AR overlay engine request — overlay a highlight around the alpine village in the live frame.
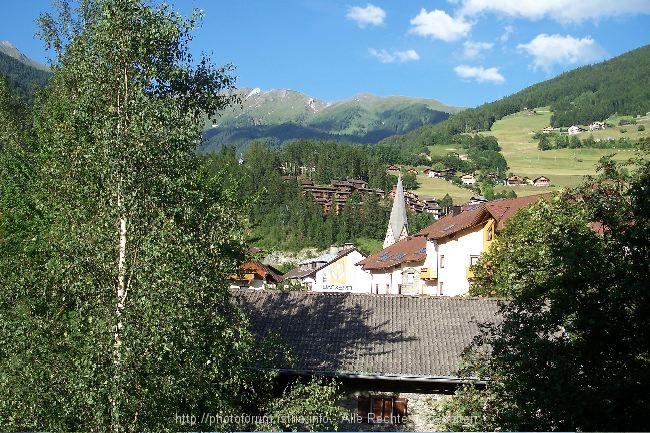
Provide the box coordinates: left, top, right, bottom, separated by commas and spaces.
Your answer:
1, 1, 649, 432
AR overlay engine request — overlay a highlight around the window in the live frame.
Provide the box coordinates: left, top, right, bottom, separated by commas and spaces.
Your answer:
374, 283, 379, 294
385, 284, 390, 294
439, 281, 444, 296
487, 226, 494, 241
440, 255, 445, 268
357, 395, 407, 424
470, 255, 480, 266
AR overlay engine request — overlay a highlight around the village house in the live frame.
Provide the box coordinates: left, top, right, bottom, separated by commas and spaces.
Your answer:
461, 174, 476, 185
232, 289, 502, 431
506, 175, 526, 186
542, 126, 555, 133
568, 125, 587, 135
282, 246, 371, 293
357, 235, 428, 295
230, 260, 283, 290
589, 121, 608, 131
533, 176, 551, 187
386, 164, 401, 176
424, 168, 456, 178
359, 195, 546, 296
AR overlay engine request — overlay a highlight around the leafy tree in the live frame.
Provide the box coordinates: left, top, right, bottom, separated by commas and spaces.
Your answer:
439, 193, 453, 214
257, 377, 347, 431
0, 1, 279, 431
446, 155, 650, 431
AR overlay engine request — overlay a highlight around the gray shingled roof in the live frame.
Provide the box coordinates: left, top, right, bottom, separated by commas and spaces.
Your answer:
232, 290, 502, 380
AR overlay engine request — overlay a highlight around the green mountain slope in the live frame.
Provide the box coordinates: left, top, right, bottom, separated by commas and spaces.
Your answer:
390, 44, 650, 146
202, 88, 461, 151
0, 42, 51, 102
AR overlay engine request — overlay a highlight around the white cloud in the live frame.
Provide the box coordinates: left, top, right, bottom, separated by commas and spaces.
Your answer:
369, 48, 420, 63
454, 65, 505, 83
458, 0, 650, 23
346, 3, 386, 28
517, 34, 605, 71
409, 9, 472, 42
462, 41, 494, 59
500, 25, 514, 42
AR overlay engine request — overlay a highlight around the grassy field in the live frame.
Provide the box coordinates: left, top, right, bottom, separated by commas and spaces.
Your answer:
412, 108, 648, 202
483, 107, 648, 188
413, 175, 475, 203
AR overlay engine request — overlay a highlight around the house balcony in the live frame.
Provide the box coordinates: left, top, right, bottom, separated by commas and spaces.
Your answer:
420, 267, 437, 280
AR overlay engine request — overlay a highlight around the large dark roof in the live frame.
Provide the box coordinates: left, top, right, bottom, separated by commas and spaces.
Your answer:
232, 290, 502, 380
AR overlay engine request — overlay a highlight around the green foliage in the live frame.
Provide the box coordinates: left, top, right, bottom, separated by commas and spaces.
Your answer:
449, 155, 650, 430
0, 1, 281, 431
537, 132, 642, 151
257, 377, 347, 431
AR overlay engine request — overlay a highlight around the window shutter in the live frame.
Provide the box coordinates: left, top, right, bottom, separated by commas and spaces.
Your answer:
393, 398, 408, 423
357, 396, 370, 422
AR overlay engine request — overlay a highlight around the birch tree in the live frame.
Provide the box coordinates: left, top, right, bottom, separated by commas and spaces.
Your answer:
0, 1, 277, 431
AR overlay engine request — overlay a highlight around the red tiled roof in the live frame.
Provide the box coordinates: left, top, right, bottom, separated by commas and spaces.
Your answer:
416, 194, 548, 239
415, 205, 489, 240
357, 235, 426, 271
484, 194, 547, 231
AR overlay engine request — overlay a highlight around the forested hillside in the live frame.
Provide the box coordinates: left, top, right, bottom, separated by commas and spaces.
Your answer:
384, 44, 650, 148
0, 48, 50, 102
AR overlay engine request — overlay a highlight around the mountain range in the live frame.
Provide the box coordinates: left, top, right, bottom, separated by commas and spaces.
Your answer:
4, 40, 650, 154
200, 88, 463, 151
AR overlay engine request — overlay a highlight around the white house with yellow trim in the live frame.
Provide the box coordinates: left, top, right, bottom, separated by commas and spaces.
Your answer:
359, 195, 545, 296
283, 247, 371, 293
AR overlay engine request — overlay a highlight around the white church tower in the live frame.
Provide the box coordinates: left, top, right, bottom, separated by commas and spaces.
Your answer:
383, 173, 409, 248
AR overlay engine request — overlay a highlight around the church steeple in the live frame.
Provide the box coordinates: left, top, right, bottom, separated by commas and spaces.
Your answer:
383, 173, 409, 248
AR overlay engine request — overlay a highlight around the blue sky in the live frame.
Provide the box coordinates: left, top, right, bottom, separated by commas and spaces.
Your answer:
2, 0, 650, 107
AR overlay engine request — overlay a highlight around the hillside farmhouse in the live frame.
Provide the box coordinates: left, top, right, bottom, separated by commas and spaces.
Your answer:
506, 175, 526, 186
232, 289, 502, 431
533, 176, 551, 187
568, 125, 587, 135
461, 174, 477, 185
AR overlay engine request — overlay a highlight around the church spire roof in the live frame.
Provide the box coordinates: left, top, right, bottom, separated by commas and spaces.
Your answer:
384, 173, 409, 248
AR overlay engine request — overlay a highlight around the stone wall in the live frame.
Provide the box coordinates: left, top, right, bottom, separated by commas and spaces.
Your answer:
338, 390, 455, 432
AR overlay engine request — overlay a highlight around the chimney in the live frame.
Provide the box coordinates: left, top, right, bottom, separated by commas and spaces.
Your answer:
452, 205, 462, 216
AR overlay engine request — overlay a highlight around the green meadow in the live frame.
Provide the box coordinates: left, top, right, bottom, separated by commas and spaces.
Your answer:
483, 107, 648, 189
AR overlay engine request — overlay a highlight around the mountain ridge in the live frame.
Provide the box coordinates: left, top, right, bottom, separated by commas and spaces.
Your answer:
203, 87, 462, 150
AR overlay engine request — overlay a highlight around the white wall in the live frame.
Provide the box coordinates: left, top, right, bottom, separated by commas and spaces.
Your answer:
313, 250, 372, 293
436, 227, 484, 296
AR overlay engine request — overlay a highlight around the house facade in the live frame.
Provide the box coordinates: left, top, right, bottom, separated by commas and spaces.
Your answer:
282, 247, 371, 293
357, 235, 429, 295
360, 195, 546, 296
230, 260, 283, 290
461, 174, 476, 185
533, 176, 551, 187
